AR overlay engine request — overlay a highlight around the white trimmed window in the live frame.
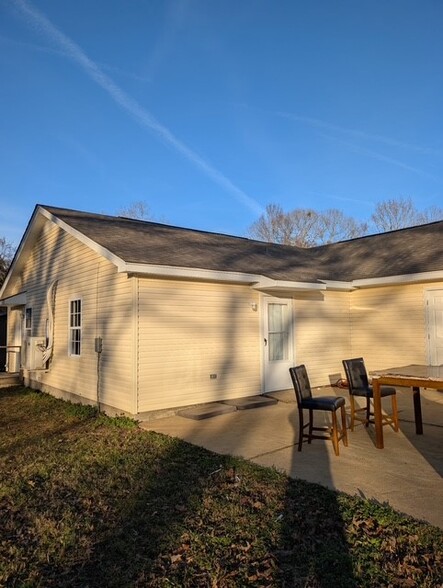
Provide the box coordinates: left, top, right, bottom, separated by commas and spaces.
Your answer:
69, 299, 82, 356
25, 308, 32, 334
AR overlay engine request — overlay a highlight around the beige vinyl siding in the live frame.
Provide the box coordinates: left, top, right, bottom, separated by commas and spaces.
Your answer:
138, 279, 261, 412
292, 290, 352, 387
15, 221, 134, 412
349, 283, 439, 371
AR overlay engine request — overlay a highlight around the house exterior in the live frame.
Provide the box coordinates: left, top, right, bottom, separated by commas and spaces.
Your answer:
1, 204, 442, 417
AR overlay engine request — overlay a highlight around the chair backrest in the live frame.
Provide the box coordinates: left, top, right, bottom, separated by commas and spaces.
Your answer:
342, 358, 370, 394
289, 365, 312, 406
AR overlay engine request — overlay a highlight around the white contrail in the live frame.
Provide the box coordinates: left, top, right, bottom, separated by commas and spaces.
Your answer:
10, 0, 264, 216
317, 133, 438, 180
276, 112, 443, 158
0, 34, 151, 81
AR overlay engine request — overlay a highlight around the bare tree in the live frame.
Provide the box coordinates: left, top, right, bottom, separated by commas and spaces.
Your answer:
315, 209, 368, 244
286, 208, 323, 247
0, 237, 15, 287
249, 204, 367, 247
421, 205, 443, 224
249, 204, 319, 247
117, 200, 154, 221
371, 197, 443, 232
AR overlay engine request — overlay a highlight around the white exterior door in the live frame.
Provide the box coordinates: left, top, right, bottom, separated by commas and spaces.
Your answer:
263, 297, 294, 392
426, 289, 443, 365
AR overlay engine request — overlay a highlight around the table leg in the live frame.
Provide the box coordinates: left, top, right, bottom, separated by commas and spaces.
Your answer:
412, 386, 423, 435
372, 379, 384, 449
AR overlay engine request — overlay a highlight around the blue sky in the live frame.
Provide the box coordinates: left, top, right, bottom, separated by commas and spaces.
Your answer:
1, 0, 442, 246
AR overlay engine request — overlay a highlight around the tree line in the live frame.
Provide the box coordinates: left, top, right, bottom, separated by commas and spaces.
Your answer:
248, 197, 443, 247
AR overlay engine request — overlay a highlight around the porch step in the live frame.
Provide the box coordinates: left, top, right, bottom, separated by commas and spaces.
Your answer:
221, 395, 278, 410
0, 373, 22, 388
177, 395, 278, 420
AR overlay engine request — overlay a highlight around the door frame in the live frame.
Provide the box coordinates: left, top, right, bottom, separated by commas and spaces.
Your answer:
260, 294, 295, 393
425, 288, 443, 365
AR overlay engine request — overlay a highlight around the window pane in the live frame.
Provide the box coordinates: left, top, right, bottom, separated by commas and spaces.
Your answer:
268, 303, 288, 361
25, 308, 32, 330
70, 328, 81, 356
269, 332, 287, 361
268, 304, 284, 332
69, 299, 82, 356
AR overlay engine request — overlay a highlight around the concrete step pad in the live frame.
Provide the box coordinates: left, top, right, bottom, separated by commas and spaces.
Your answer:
178, 402, 237, 420
0, 374, 21, 389
221, 395, 278, 410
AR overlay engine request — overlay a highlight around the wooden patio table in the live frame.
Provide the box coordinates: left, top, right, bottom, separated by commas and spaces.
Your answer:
371, 364, 443, 449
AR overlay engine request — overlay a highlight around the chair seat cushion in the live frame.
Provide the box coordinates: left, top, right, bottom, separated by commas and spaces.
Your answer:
301, 396, 346, 411
373, 385, 397, 397
351, 385, 396, 398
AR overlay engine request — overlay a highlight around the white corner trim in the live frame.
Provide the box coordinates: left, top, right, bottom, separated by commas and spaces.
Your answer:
38, 207, 127, 271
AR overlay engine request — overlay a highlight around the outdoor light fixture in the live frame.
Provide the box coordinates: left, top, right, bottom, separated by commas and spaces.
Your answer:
251, 302, 258, 311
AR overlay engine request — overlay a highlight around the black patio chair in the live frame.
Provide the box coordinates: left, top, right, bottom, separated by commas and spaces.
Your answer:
289, 365, 348, 456
342, 357, 399, 432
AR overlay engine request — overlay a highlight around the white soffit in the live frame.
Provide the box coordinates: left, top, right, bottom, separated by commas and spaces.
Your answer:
123, 262, 326, 291
123, 262, 259, 284
252, 280, 326, 293
319, 280, 354, 291
0, 291, 27, 306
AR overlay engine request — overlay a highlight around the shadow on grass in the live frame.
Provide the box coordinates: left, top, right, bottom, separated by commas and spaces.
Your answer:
0, 389, 356, 587
271, 396, 356, 587
1, 389, 442, 587
276, 480, 355, 587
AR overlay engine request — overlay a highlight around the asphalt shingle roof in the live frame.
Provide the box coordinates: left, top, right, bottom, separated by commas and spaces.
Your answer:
44, 205, 443, 283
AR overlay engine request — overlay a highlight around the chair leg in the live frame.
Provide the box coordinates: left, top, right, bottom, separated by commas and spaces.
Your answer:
341, 405, 348, 447
391, 394, 399, 432
331, 410, 339, 456
297, 408, 304, 451
349, 395, 355, 431
308, 409, 313, 444
365, 397, 371, 427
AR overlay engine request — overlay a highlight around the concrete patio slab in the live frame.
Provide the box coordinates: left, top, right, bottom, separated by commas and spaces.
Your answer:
263, 389, 295, 403
140, 386, 443, 529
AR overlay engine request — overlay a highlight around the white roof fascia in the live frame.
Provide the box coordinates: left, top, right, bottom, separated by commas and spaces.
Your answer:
0, 207, 43, 298
123, 262, 326, 291
0, 206, 127, 299
0, 291, 27, 307
352, 270, 443, 288
38, 207, 127, 271
320, 280, 355, 291
123, 262, 263, 284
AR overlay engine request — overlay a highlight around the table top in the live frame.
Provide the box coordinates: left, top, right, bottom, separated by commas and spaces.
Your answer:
372, 364, 443, 382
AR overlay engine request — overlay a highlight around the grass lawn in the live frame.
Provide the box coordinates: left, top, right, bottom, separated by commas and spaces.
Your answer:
0, 387, 442, 587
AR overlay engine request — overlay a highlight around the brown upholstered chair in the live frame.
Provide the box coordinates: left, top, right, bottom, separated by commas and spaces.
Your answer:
342, 358, 399, 432
289, 365, 348, 456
